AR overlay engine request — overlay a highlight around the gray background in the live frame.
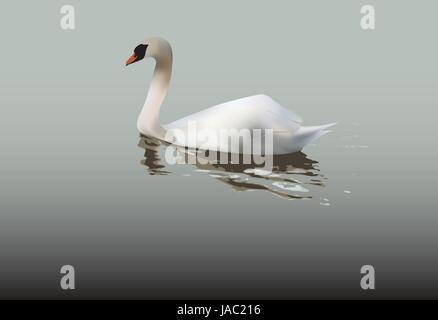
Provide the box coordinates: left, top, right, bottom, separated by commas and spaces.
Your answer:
0, 0, 437, 298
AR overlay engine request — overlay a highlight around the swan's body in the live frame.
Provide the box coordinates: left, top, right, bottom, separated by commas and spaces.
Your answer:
127, 38, 335, 155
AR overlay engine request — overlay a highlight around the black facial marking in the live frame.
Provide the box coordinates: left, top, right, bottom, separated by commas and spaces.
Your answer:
134, 44, 148, 61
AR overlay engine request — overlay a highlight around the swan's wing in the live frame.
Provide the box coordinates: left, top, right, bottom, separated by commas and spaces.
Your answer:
165, 94, 302, 133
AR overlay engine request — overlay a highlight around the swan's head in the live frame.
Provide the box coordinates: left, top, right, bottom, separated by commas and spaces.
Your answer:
125, 43, 149, 66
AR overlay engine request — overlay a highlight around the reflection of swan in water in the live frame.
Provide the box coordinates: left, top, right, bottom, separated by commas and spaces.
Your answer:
138, 136, 327, 200
139, 137, 170, 176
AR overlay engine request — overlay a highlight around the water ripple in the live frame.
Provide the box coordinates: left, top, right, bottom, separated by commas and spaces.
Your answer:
138, 136, 329, 201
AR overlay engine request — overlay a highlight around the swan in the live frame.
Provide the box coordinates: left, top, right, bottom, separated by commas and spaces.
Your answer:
126, 37, 335, 155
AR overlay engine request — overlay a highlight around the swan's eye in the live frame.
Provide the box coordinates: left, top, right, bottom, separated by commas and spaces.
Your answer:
134, 44, 148, 60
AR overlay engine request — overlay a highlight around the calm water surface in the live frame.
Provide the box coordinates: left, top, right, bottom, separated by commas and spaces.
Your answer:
1, 0, 438, 299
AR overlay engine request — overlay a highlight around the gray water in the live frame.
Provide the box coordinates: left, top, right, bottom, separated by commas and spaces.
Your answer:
0, 0, 438, 299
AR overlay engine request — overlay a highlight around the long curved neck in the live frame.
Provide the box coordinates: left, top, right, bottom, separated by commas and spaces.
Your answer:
137, 39, 172, 139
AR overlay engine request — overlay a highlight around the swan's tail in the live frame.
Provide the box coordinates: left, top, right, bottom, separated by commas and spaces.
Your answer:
294, 122, 337, 150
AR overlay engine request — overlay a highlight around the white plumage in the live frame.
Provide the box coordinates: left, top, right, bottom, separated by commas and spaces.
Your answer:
127, 38, 335, 155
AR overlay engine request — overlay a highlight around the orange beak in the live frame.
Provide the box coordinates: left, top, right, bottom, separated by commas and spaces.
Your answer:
125, 53, 138, 66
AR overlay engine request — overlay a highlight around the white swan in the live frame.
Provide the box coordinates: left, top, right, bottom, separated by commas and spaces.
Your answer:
126, 37, 335, 155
